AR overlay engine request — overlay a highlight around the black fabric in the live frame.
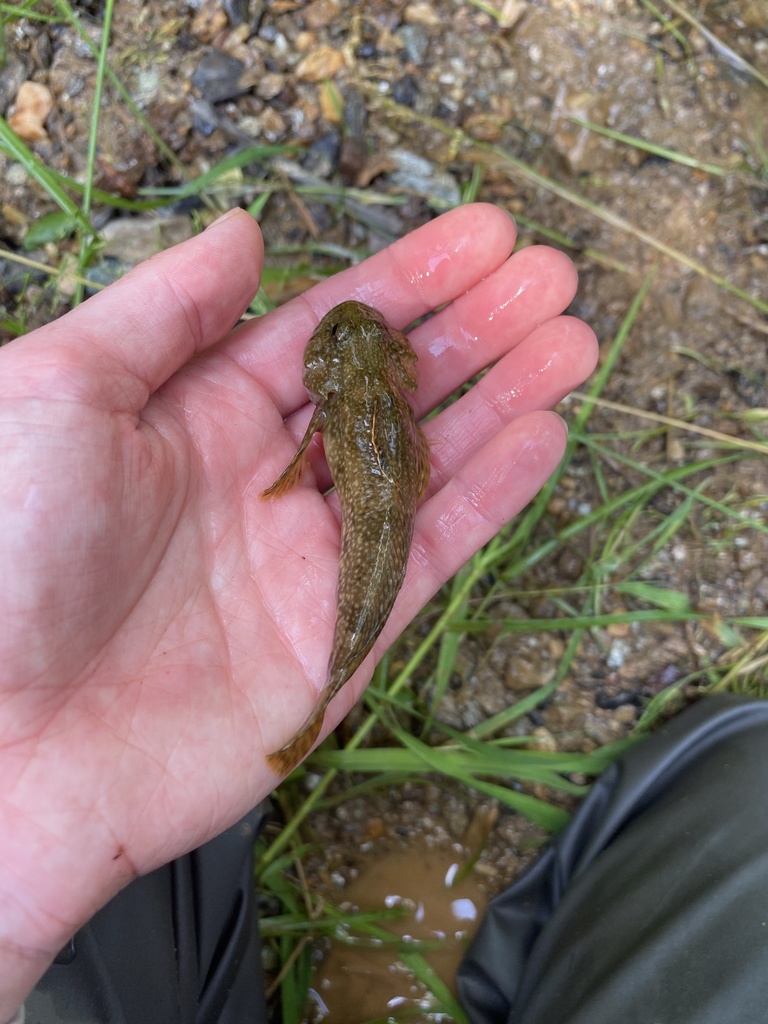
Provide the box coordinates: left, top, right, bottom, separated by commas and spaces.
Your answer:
457, 696, 768, 1024
26, 800, 270, 1024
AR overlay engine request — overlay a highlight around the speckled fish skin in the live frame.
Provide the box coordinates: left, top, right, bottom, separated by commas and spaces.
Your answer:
261, 300, 430, 776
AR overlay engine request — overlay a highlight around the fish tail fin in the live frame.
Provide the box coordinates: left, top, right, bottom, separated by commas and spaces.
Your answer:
266, 711, 325, 777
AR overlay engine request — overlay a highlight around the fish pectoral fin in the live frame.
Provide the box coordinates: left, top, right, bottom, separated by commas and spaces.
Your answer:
260, 453, 306, 499
261, 404, 328, 499
266, 710, 325, 777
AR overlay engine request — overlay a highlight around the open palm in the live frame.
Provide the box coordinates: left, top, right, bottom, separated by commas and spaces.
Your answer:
0, 206, 596, 992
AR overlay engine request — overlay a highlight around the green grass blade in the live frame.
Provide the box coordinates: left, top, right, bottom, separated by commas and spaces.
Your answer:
569, 117, 748, 177
398, 950, 470, 1024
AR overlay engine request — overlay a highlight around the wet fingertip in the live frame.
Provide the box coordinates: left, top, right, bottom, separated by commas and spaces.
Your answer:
503, 207, 517, 234
204, 207, 249, 232
553, 412, 570, 437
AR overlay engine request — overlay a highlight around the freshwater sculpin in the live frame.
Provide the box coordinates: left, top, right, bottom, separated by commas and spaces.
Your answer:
261, 300, 430, 776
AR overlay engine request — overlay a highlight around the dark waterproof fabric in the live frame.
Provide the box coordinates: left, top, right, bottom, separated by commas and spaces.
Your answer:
26, 800, 270, 1024
457, 696, 768, 1024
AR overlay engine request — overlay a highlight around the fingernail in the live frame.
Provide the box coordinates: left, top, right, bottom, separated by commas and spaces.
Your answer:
553, 412, 569, 435
205, 208, 244, 232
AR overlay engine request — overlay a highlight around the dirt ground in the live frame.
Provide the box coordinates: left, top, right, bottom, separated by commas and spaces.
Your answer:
2, 0, 767, 1019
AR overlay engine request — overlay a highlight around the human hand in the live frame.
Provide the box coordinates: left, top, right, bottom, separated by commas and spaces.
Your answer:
0, 204, 596, 1012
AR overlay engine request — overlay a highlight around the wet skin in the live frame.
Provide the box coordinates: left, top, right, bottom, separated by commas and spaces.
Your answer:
261, 300, 430, 775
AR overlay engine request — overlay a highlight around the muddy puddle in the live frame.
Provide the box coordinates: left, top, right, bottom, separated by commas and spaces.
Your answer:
307, 844, 486, 1023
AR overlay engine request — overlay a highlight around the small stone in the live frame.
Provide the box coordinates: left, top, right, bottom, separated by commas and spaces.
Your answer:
223, 0, 260, 25
99, 215, 195, 266
606, 638, 628, 669
366, 817, 385, 840
303, 0, 340, 30
404, 2, 441, 27
303, 131, 340, 177
295, 30, 316, 52
259, 105, 286, 139
295, 45, 346, 82
191, 49, 249, 103
6, 163, 28, 187
133, 68, 162, 109
256, 72, 285, 100
338, 135, 369, 182
391, 73, 420, 107
386, 148, 461, 206
529, 727, 557, 752
0, 50, 29, 112
189, 97, 218, 136
8, 81, 53, 142
234, 114, 260, 137
397, 23, 429, 64
191, 0, 228, 42
614, 705, 637, 725
220, 23, 256, 64
462, 111, 504, 142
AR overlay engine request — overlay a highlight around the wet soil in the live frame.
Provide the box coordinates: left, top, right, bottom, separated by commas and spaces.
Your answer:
2, 0, 767, 1020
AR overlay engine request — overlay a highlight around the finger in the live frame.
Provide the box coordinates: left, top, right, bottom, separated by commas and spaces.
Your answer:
224, 203, 518, 414
414, 410, 567, 596
425, 315, 597, 490
409, 244, 578, 414
4, 210, 263, 412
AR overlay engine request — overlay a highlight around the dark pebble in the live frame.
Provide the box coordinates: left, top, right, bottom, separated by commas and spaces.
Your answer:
191, 48, 248, 103
355, 43, 378, 59
189, 97, 220, 136
595, 689, 640, 710
338, 135, 368, 183
303, 131, 341, 178
392, 73, 420, 108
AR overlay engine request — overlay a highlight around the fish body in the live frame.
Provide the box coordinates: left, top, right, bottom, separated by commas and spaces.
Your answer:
261, 300, 430, 775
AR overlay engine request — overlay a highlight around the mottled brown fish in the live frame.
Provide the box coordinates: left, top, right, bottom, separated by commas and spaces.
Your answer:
261, 300, 430, 776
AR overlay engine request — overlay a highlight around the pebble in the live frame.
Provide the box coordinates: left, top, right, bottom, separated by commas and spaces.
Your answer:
295, 45, 346, 82
8, 81, 53, 142
191, 48, 250, 103
303, 0, 341, 30
0, 50, 29, 114
404, 1, 441, 27
256, 72, 285, 100
99, 215, 196, 266
258, 105, 287, 140
6, 162, 28, 186
397, 23, 430, 65
190, 0, 228, 43
391, 73, 420, 108
386, 148, 461, 206
303, 131, 341, 177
